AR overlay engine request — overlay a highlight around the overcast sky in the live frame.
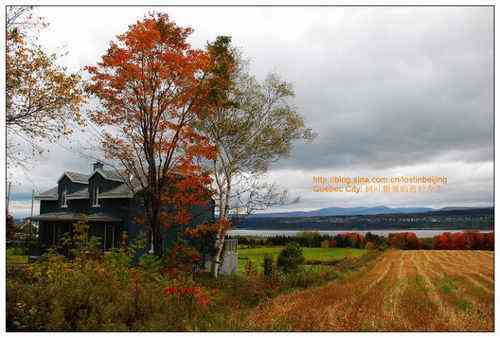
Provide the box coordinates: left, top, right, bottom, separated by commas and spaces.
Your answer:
8, 6, 494, 217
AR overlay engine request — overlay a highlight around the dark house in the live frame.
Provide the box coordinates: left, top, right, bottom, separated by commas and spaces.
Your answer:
32, 162, 215, 253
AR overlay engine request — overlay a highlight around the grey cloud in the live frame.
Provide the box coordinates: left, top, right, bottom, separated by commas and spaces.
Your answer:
266, 7, 493, 171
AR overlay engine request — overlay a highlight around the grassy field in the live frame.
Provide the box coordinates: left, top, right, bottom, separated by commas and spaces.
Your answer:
238, 246, 366, 272
245, 250, 494, 331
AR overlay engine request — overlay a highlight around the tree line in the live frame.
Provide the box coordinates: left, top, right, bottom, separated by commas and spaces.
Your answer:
236, 230, 494, 251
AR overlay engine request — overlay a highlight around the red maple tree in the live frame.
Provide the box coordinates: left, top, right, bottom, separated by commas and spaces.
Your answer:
85, 13, 235, 256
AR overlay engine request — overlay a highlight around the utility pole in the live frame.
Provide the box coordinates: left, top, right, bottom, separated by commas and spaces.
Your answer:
6, 181, 11, 215
30, 189, 34, 218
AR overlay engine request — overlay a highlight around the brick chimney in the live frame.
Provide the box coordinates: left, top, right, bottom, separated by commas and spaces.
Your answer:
93, 161, 104, 172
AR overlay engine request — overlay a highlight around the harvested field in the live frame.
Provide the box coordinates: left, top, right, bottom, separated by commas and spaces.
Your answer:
246, 250, 494, 331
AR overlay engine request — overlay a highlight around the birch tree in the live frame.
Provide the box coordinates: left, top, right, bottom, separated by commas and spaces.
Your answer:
199, 62, 315, 277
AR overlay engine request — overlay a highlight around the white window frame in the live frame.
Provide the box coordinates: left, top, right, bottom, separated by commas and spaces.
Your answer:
61, 188, 68, 208
92, 186, 100, 207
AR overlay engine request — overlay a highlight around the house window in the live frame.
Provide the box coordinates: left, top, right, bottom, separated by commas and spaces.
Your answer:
61, 188, 68, 208
92, 186, 100, 207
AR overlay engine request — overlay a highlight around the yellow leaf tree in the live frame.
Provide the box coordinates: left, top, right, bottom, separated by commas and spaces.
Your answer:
6, 6, 85, 167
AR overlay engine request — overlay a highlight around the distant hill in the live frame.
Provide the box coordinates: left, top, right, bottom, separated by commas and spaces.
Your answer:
234, 207, 494, 231
249, 206, 435, 218
437, 206, 481, 211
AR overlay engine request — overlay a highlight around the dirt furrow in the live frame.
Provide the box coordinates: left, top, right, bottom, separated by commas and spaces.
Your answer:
437, 251, 493, 275
246, 250, 493, 331
409, 251, 494, 331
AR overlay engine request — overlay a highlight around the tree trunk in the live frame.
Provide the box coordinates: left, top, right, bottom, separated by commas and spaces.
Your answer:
153, 225, 163, 256
212, 231, 225, 278
150, 199, 163, 256
144, 187, 163, 257
212, 180, 231, 278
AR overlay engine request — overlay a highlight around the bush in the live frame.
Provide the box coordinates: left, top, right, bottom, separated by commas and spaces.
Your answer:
295, 231, 322, 247
333, 233, 366, 248
138, 254, 163, 273
244, 259, 257, 277
6, 224, 216, 332
365, 241, 376, 250
280, 268, 337, 289
365, 232, 387, 249
7, 247, 25, 256
388, 232, 422, 250
6, 250, 216, 331
277, 243, 305, 273
262, 254, 274, 279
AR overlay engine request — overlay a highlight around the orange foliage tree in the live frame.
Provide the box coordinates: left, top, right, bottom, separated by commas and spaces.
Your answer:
388, 232, 422, 250
433, 231, 493, 250
85, 13, 235, 256
6, 6, 84, 166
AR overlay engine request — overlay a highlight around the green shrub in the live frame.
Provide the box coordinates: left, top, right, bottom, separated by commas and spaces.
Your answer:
7, 247, 25, 257
365, 241, 376, 250
277, 242, 305, 273
262, 254, 274, 279
295, 230, 322, 247
138, 254, 163, 273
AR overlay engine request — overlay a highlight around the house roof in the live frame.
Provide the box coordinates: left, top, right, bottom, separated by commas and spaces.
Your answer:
37, 167, 132, 201
99, 184, 133, 198
58, 171, 91, 184
91, 169, 125, 183
37, 168, 203, 202
30, 211, 122, 222
36, 183, 134, 201
66, 187, 89, 200
34, 186, 58, 200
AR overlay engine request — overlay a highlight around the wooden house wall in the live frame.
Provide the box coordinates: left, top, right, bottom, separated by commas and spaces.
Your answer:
128, 193, 215, 252
58, 176, 87, 206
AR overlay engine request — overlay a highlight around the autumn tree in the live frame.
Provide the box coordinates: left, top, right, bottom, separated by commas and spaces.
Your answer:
388, 232, 421, 250
197, 56, 315, 277
6, 6, 84, 167
433, 231, 493, 250
85, 13, 235, 256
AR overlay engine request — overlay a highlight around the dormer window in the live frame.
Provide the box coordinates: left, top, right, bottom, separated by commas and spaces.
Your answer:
61, 188, 68, 208
92, 186, 100, 207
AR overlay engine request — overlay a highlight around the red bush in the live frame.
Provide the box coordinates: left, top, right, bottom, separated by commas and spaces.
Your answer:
163, 285, 212, 307
433, 231, 493, 250
334, 233, 365, 248
388, 232, 422, 250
